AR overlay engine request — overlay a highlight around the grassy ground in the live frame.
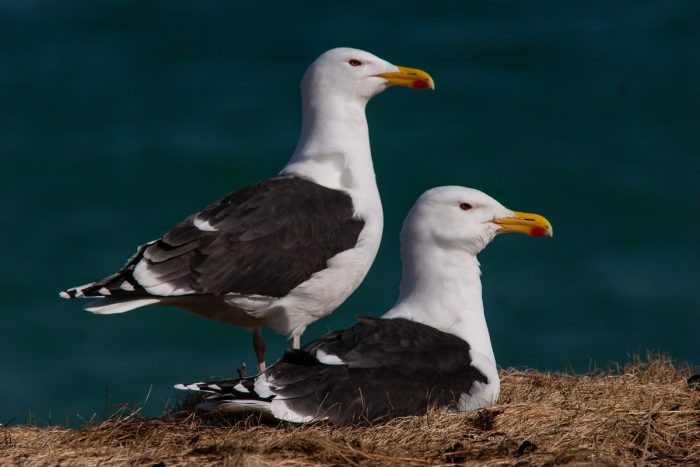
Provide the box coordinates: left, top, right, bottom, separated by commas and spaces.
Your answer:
3, 355, 699, 466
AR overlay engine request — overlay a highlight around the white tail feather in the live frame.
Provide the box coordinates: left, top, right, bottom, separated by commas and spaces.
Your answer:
197, 399, 272, 413
84, 297, 160, 314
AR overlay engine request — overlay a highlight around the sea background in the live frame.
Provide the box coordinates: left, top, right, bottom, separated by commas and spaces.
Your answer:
1, 0, 698, 426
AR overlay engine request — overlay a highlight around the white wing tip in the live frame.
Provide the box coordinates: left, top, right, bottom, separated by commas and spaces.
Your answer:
233, 382, 250, 393
316, 349, 346, 365
60, 282, 95, 299
174, 382, 204, 391
193, 215, 219, 232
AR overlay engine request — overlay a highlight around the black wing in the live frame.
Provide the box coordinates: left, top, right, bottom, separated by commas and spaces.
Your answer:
186, 317, 489, 425
268, 316, 488, 425
72, 176, 365, 298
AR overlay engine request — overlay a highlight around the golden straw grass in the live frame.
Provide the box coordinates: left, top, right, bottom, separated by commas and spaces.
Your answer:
3, 354, 698, 466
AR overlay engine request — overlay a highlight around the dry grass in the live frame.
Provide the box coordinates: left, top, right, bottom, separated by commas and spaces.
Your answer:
3, 354, 699, 466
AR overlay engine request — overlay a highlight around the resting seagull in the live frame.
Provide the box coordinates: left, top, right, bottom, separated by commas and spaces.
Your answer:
59, 48, 434, 372
176, 186, 553, 425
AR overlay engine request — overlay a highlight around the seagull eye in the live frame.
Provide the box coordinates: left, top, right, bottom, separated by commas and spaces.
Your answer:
348, 59, 362, 67
459, 203, 473, 211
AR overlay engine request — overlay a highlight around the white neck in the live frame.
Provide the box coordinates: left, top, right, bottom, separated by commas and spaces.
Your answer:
383, 245, 497, 377
280, 91, 379, 204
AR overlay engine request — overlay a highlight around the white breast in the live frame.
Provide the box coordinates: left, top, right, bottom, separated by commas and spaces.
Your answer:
458, 350, 500, 411
258, 203, 383, 338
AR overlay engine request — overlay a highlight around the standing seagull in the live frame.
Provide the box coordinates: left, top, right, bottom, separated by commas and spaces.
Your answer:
59, 48, 434, 372
176, 186, 553, 425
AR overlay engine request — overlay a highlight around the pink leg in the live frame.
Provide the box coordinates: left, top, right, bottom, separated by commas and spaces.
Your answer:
253, 328, 266, 373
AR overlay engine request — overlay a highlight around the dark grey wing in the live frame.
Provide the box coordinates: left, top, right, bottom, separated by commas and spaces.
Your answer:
267, 317, 488, 425
66, 176, 365, 299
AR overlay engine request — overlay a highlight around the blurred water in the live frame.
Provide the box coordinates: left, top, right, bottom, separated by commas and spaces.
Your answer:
1, 0, 698, 426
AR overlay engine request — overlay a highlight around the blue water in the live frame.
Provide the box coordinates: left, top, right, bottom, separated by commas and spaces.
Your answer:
1, 0, 698, 426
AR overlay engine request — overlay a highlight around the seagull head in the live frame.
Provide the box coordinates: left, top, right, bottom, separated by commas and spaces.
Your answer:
402, 186, 553, 256
301, 47, 435, 103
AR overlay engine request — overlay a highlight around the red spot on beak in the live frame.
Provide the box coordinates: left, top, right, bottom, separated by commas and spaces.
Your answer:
530, 226, 547, 237
412, 80, 429, 89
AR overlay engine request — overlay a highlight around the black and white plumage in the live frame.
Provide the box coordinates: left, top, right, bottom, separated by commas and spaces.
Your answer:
180, 316, 487, 425
176, 186, 553, 425
59, 47, 435, 371
64, 176, 364, 301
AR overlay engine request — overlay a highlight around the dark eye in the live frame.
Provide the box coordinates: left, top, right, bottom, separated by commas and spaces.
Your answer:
459, 203, 472, 211
348, 59, 362, 67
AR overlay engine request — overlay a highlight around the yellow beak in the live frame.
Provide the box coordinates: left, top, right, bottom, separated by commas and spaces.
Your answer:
376, 66, 435, 90
492, 211, 554, 237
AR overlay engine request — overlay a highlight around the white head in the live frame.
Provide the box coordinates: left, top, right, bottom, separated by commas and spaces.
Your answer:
300, 47, 435, 105
285, 48, 435, 192
401, 186, 553, 257
387, 186, 552, 401
390, 185, 552, 349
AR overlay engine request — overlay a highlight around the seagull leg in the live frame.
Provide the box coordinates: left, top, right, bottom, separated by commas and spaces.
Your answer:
292, 335, 301, 349
237, 362, 247, 379
253, 328, 266, 373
